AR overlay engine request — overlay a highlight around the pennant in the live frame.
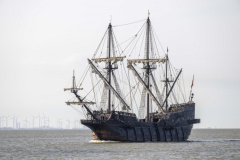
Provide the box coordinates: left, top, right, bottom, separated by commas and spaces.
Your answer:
190, 75, 194, 92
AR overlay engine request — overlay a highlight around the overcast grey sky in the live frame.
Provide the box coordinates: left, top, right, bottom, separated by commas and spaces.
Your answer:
0, 0, 240, 128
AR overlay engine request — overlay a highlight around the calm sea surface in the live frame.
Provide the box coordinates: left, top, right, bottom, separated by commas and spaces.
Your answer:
0, 129, 239, 159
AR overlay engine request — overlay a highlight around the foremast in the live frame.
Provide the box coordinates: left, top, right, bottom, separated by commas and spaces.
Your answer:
90, 23, 129, 112
107, 23, 112, 113
64, 23, 128, 121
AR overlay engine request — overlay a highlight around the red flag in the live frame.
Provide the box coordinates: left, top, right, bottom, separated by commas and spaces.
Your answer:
167, 47, 168, 53
190, 75, 194, 92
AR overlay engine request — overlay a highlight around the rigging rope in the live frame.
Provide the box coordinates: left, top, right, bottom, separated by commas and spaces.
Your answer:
92, 29, 108, 59
122, 22, 146, 57
77, 65, 90, 87
113, 19, 146, 27
151, 25, 166, 55
82, 79, 102, 100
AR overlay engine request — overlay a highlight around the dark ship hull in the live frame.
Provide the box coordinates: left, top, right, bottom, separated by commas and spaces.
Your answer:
81, 103, 200, 142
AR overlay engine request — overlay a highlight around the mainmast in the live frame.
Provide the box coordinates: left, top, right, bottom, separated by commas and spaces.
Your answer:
107, 23, 112, 113
146, 17, 150, 122
128, 16, 167, 119
165, 53, 168, 112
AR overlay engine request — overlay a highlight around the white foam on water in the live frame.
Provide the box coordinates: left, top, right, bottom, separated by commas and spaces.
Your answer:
89, 139, 120, 143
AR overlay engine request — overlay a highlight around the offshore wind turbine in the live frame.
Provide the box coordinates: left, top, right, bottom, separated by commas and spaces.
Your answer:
56, 118, 59, 128
31, 115, 35, 128
47, 117, 50, 128
15, 116, 19, 129
11, 115, 15, 129
66, 118, 71, 129
11, 114, 19, 129
0, 116, 2, 128
42, 113, 47, 128
23, 116, 30, 128
5, 115, 10, 128
37, 114, 41, 128
73, 119, 80, 129
57, 118, 63, 129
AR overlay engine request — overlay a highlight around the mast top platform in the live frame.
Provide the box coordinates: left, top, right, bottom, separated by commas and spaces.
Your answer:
92, 56, 126, 63
127, 58, 166, 65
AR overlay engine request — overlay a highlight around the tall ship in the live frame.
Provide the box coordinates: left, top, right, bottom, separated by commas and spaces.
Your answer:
65, 15, 200, 142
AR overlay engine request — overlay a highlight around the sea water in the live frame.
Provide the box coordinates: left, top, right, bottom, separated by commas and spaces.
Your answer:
0, 129, 239, 159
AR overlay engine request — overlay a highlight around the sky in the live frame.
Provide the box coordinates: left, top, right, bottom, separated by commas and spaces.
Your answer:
0, 0, 240, 128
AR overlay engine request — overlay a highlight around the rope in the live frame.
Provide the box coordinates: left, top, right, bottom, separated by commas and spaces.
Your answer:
92, 29, 108, 59
77, 65, 90, 87
151, 25, 166, 55
82, 79, 102, 100
122, 22, 146, 57
113, 19, 146, 27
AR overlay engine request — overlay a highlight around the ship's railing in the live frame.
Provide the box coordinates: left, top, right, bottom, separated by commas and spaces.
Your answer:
81, 119, 108, 124
112, 111, 136, 117
168, 102, 195, 113
92, 110, 136, 117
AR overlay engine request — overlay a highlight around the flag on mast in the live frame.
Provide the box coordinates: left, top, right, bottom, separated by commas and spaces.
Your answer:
190, 75, 194, 92
167, 47, 168, 53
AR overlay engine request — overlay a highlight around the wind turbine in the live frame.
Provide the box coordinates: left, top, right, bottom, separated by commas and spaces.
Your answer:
37, 114, 41, 129
73, 119, 80, 129
66, 118, 71, 129
5, 115, 10, 128
46, 117, 50, 128
42, 113, 47, 128
0, 116, 2, 128
15, 116, 19, 129
57, 118, 63, 129
11, 115, 15, 129
23, 116, 30, 128
11, 114, 19, 129
31, 115, 35, 129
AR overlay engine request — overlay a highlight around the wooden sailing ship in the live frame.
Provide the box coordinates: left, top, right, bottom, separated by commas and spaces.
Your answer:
64, 16, 200, 142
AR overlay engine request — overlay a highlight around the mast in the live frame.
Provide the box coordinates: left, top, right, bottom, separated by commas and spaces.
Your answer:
91, 23, 127, 111
64, 71, 97, 120
108, 23, 112, 113
165, 54, 168, 112
146, 17, 150, 122
72, 70, 75, 89
162, 69, 182, 107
